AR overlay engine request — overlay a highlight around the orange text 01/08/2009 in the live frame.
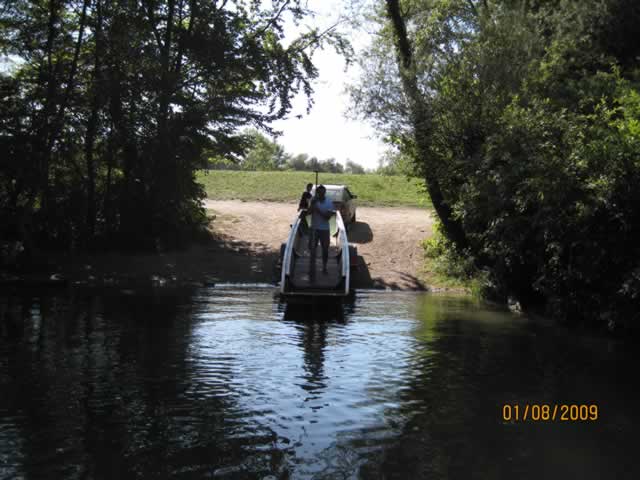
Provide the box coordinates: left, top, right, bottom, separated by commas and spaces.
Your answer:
501, 404, 598, 422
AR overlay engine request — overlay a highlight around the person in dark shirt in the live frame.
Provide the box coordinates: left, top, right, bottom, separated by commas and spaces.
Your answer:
297, 183, 314, 236
298, 183, 313, 211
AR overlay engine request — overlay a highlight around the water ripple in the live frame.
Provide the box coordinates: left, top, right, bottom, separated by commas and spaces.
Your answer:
2, 287, 639, 479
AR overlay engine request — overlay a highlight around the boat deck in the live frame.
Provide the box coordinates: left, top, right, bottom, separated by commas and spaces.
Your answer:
289, 238, 342, 290
280, 211, 350, 297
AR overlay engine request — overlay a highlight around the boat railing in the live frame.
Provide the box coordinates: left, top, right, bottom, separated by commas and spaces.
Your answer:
335, 211, 350, 294
281, 214, 303, 283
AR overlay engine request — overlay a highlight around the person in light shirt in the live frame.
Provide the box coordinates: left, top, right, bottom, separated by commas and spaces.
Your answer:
309, 185, 335, 274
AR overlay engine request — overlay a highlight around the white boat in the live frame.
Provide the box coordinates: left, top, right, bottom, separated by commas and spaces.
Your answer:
279, 210, 355, 297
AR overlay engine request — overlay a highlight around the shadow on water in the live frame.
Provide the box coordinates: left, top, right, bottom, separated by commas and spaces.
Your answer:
280, 301, 354, 410
0, 286, 292, 479
281, 299, 353, 324
348, 295, 640, 480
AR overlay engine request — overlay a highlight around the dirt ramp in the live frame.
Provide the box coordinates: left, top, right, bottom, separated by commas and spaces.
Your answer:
204, 200, 433, 290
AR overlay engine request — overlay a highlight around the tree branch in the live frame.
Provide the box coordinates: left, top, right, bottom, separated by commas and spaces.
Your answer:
252, 0, 291, 39
466, 0, 478, 16
142, 0, 164, 51
288, 21, 343, 54
384, 0, 470, 251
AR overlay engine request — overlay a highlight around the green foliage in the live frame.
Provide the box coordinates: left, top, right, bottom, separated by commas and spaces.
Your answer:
357, 0, 640, 327
441, 4, 640, 325
207, 156, 237, 170
422, 221, 476, 283
285, 155, 347, 173
240, 130, 290, 171
345, 160, 366, 174
420, 218, 494, 297
376, 148, 416, 176
287, 153, 310, 171
0, 0, 341, 252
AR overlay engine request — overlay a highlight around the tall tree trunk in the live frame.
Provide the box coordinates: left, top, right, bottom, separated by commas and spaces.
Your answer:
104, 124, 114, 235
41, 0, 90, 237
84, 110, 98, 244
37, 0, 62, 235
84, 0, 104, 245
52, 0, 89, 136
107, 5, 140, 244
385, 0, 469, 251
158, 0, 175, 139
151, 0, 177, 239
158, 0, 176, 168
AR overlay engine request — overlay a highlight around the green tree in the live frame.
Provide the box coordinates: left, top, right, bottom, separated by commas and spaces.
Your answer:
318, 157, 344, 173
241, 130, 288, 171
287, 153, 310, 170
306, 156, 321, 171
0, 0, 344, 251
353, 0, 640, 326
345, 159, 366, 174
375, 149, 412, 176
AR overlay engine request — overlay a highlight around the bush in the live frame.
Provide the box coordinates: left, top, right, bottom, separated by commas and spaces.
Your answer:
419, 2, 640, 327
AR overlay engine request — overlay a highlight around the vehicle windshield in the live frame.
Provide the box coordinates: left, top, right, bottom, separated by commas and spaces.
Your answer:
324, 189, 343, 202
313, 188, 344, 202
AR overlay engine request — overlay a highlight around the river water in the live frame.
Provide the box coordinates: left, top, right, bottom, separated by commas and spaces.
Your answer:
1, 286, 638, 479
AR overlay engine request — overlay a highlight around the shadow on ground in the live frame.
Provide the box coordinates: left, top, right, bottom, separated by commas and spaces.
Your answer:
347, 222, 373, 244
351, 256, 426, 291
2, 227, 427, 292
0, 232, 281, 289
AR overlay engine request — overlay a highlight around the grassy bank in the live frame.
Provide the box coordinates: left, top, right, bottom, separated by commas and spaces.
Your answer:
197, 170, 430, 208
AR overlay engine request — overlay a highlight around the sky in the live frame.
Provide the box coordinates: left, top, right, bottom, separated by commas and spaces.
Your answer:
270, 0, 387, 170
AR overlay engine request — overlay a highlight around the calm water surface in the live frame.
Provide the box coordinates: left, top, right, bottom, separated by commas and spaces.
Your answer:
1, 286, 638, 479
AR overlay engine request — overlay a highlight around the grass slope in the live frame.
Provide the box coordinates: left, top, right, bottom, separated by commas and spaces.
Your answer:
197, 170, 430, 208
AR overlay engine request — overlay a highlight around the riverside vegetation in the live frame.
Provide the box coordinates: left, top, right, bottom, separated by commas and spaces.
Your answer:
2, 0, 639, 330
351, 0, 640, 330
0, 0, 349, 252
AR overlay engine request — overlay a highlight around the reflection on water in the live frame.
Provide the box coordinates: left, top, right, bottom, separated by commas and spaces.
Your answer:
1, 287, 639, 479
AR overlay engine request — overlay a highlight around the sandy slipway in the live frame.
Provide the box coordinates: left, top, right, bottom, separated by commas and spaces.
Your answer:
205, 200, 435, 290
0, 200, 438, 291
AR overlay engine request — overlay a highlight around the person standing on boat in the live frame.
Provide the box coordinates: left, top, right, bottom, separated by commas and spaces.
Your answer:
298, 183, 313, 211
310, 185, 335, 274
297, 183, 313, 235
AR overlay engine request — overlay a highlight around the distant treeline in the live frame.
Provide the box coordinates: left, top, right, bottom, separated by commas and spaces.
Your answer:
208, 129, 368, 174
0, 1, 346, 254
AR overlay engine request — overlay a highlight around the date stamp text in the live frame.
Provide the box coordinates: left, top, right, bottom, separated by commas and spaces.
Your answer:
502, 404, 598, 422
